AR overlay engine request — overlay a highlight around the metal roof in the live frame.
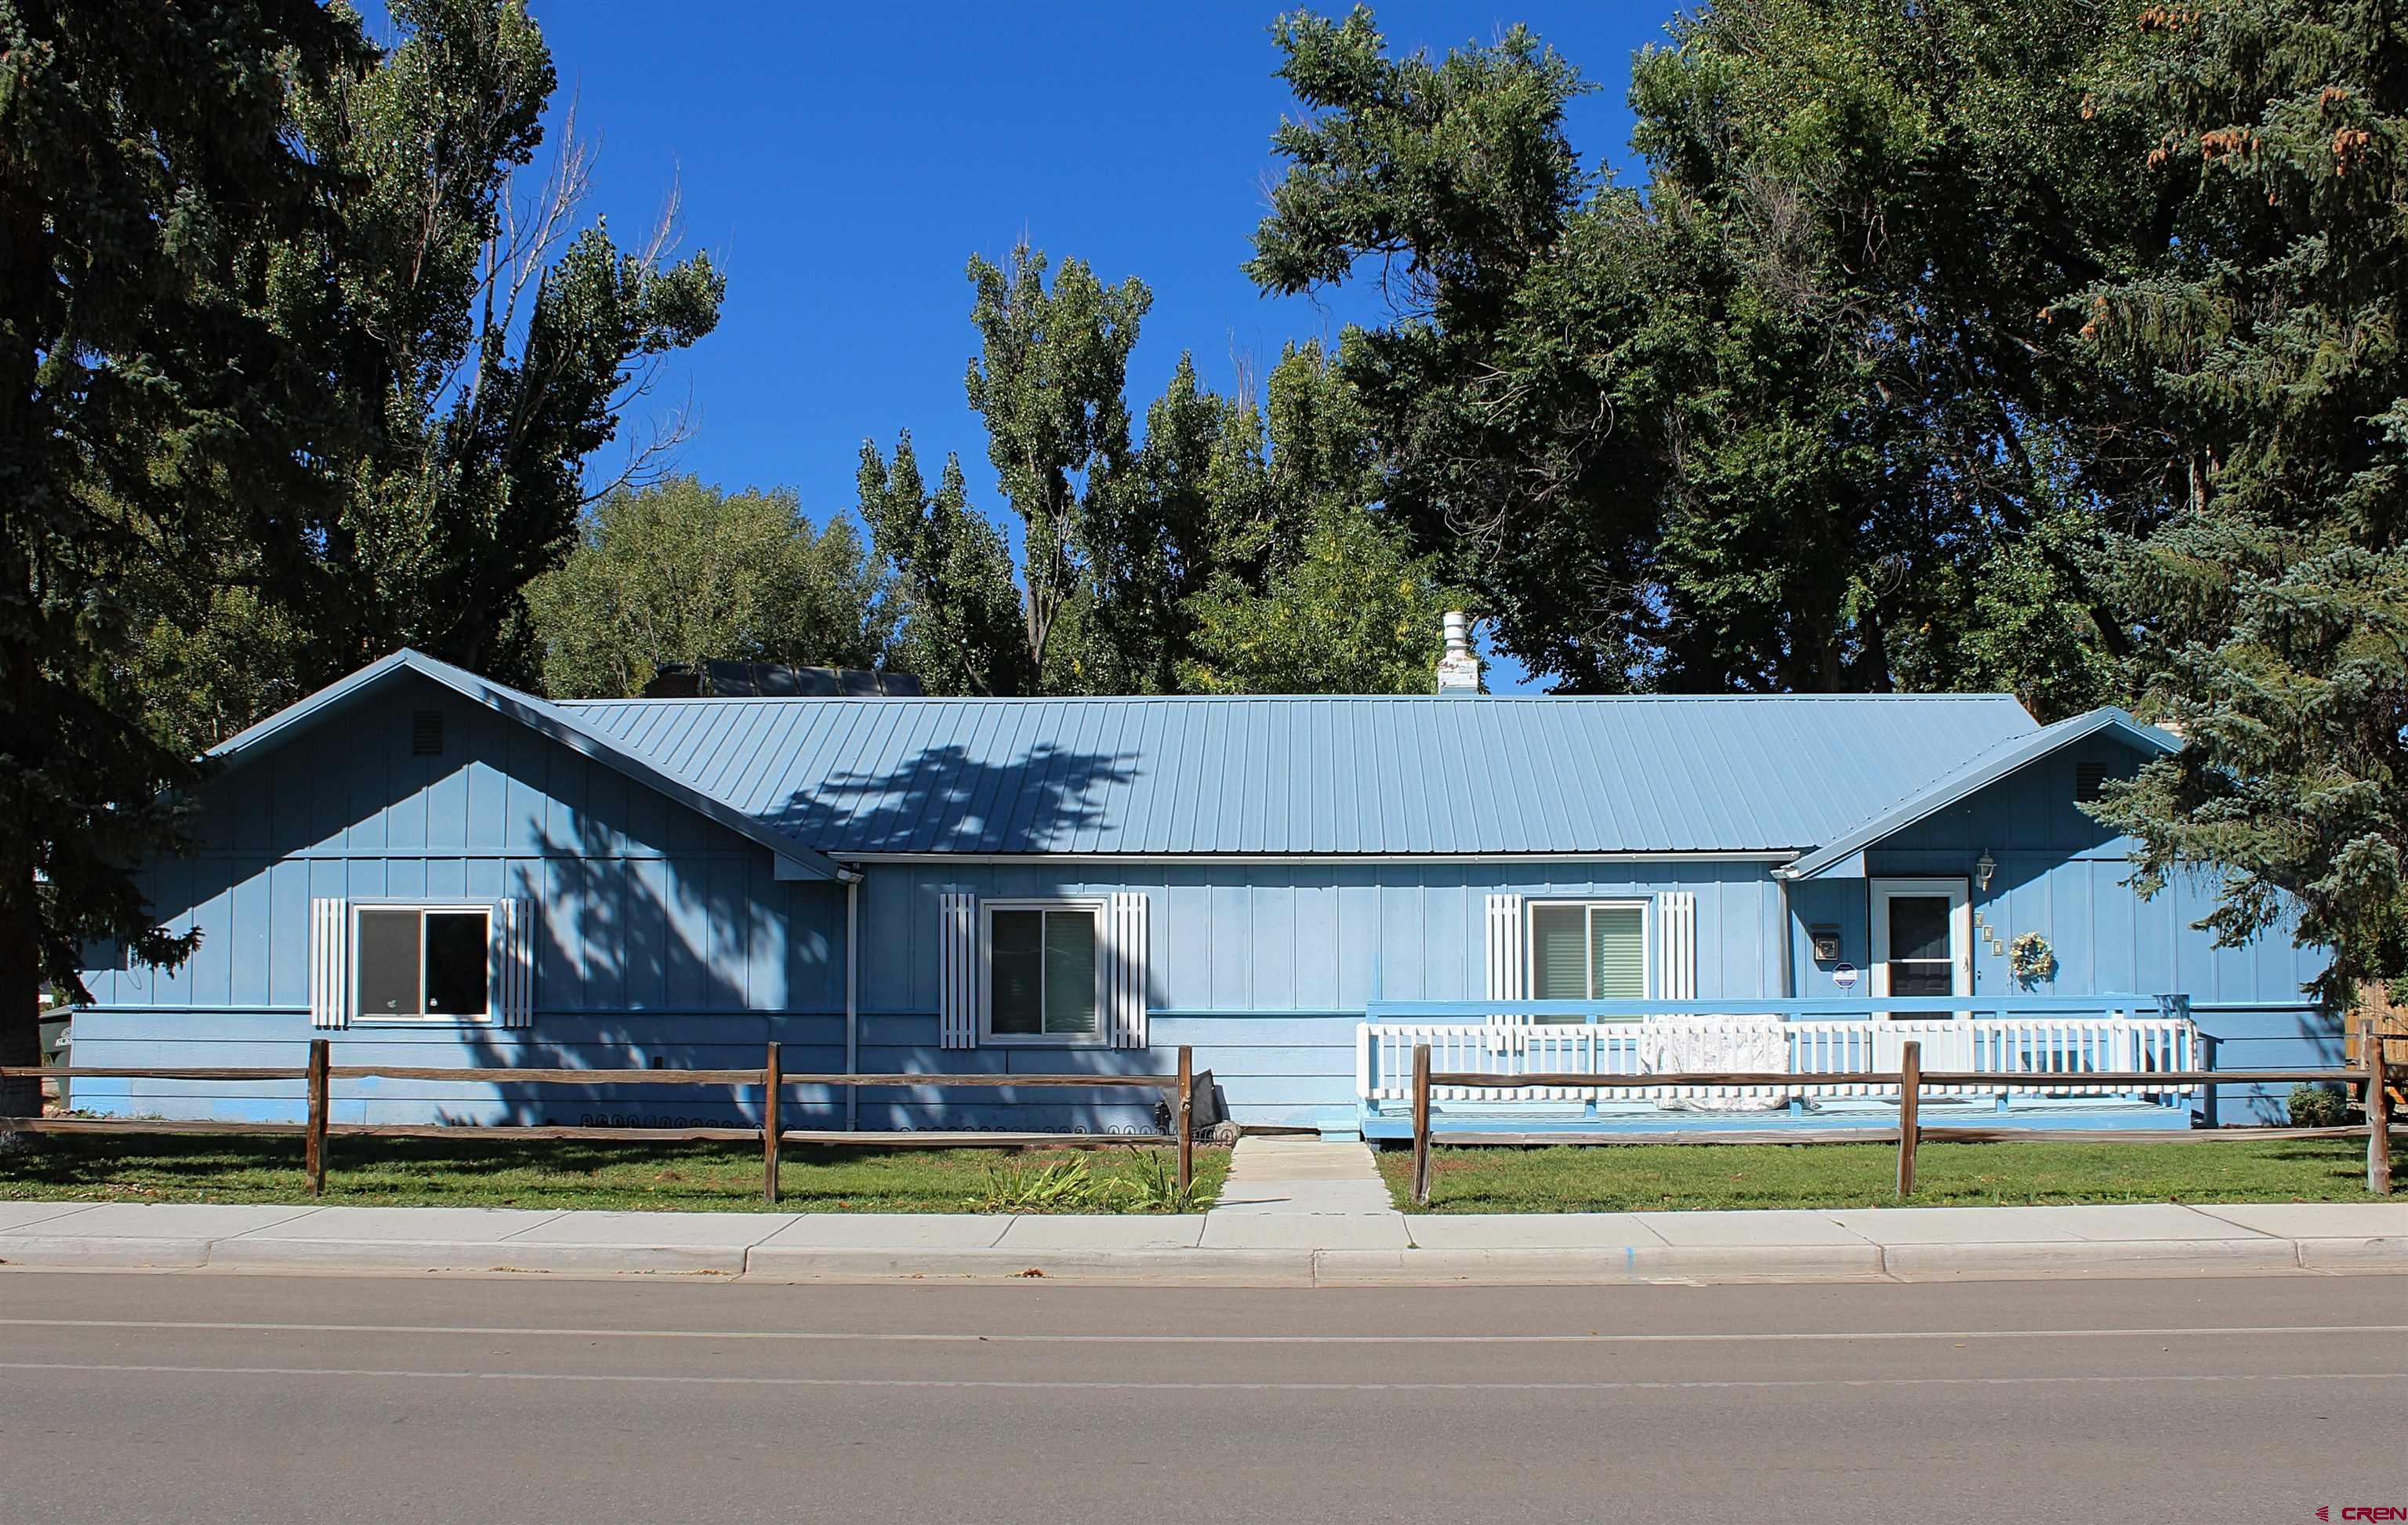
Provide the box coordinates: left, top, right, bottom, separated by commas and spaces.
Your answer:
1779, 706, 2180, 880
557, 691, 2044, 857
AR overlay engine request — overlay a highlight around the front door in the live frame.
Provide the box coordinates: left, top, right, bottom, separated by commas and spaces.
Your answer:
1870, 878, 1970, 1006
1869, 878, 1973, 1074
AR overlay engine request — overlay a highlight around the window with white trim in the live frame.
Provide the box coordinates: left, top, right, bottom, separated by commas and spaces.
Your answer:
981, 900, 1104, 1042
354, 902, 498, 1022
1528, 901, 1648, 1019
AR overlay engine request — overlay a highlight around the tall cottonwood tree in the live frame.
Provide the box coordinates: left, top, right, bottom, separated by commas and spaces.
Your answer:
0, 1, 368, 1117
132, 0, 725, 753
1247, 3, 2164, 702
964, 244, 1150, 682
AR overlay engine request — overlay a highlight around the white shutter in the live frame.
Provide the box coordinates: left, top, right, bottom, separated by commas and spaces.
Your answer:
1484, 892, 1525, 1050
1656, 890, 1698, 1002
938, 891, 977, 1049
309, 897, 349, 1029
497, 899, 536, 1028
1105, 891, 1150, 1049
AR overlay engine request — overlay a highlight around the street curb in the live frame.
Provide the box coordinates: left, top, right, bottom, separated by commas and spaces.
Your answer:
1879, 1236, 2303, 1280
742, 1245, 1318, 1284
2, 1228, 2401, 1286
0, 1235, 212, 1269
2295, 1236, 2408, 1272
1315, 1243, 1891, 1284
203, 1237, 749, 1276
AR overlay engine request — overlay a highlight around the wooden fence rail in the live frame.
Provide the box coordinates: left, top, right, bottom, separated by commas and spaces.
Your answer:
1, 1043, 1198, 1206
1409, 1022, 2397, 1207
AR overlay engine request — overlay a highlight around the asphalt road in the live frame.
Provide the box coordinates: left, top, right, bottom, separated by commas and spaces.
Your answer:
2, 1269, 2402, 1524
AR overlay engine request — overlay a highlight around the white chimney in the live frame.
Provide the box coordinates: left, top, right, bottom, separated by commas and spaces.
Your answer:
1435, 610, 1483, 695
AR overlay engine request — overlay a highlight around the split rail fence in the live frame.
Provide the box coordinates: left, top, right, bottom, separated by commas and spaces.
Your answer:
2, 1041, 1197, 1205
1406, 1022, 2397, 1207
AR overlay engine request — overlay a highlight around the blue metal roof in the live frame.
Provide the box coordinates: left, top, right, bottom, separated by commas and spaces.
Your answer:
557, 691, 2044, 857
1779, 706, 2180, 880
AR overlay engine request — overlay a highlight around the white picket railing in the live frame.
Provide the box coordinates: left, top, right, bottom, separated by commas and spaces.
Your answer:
1357, 1015, 2199, 1106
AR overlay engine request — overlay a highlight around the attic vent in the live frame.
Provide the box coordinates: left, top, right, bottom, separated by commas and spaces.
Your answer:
2073, 762, 2108, 803
411, 710, 444, 757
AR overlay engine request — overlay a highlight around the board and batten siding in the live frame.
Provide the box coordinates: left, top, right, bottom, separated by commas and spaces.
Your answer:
843, 860, 1785, 1131
1840, 732, 2334, 1120
71, 677, 850, 1127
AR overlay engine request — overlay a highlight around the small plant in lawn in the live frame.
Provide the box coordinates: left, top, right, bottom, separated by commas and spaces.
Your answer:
970, 1157, 1104, 1212
1107, 1146, 1206, 1213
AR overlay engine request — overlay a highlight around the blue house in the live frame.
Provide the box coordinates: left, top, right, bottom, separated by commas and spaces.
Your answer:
71, 648, 2334, 1138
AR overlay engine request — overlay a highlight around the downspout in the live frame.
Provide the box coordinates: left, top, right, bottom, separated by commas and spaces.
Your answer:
845, 875, 859, 1131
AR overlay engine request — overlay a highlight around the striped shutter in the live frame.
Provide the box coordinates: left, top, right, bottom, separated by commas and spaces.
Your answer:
1656, 890, 1698, 1002
497, 899, 536, 1028
309, 898, 350, 1029
1104, 891, 1150, 1049
938, 891, 977, 1049
1484, 892, 1525, 1050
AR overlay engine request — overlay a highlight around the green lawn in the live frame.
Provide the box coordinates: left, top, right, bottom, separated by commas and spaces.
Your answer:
0, 1134, 1228, 1214
1378, 1138, 2394, 1213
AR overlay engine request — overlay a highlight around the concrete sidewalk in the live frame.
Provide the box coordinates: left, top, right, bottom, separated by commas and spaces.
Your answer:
1, 1196, 2399, 1285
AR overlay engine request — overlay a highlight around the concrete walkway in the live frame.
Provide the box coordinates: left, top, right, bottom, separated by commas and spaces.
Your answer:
1, 1196, 2400, 1285
1204, 1136, 1407, 1249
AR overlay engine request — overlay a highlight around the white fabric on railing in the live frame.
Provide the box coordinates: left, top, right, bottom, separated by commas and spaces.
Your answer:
1639, 1016, 1790, 1111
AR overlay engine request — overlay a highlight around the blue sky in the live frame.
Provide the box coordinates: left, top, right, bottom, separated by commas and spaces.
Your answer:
367, 2, 1678, 685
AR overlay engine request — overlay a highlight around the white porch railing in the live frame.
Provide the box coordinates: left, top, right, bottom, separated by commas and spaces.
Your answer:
1358, 1015, 2199, 1107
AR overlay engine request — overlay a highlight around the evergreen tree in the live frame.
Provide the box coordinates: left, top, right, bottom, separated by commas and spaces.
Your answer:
2080, 0, 2408, 1003
0, 1, 368, 1118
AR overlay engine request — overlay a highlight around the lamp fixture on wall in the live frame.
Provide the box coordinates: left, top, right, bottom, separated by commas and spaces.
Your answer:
1975, 851, 1996, 892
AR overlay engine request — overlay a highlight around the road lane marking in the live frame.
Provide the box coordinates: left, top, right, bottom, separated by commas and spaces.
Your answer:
2, 1361, 2402, 1392
2, 1319, 2403, 1346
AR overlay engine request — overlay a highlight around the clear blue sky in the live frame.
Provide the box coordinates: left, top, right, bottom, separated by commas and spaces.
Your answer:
368, 2, 1678, 685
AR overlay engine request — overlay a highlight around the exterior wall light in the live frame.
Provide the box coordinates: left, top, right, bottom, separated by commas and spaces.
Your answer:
1975, 851, 1996, 891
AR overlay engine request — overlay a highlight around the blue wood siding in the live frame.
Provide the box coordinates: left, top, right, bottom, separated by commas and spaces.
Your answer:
74, 681, 2335, 1131
1854, 732, 2334, 1119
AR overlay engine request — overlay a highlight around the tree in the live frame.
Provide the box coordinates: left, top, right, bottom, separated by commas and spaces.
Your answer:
524, 478, 901, 699
130, 0, 724, 750
857, 434, 1032, 696
0, 1, 368, 1118
2079, 0, 2408, 1004
1247, 3, 2164, 702
1182, 505, 1457, 695
870, 237, 1443, 697
964, 243, 1150, 681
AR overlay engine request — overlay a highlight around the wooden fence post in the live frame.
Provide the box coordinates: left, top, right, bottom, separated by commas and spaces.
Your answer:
1411, 1042, 1433, 1208
1174, 1045, 1194, 1195
762, 1041, 783, 1206
2367, 1020, 2392, 1196
1896, 1039, 1921, 1199
305, 1038, 329, 1197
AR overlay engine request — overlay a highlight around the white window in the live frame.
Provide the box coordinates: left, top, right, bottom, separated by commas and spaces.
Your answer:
981, 899, 1104, 1044
1527, 901, 1648, 1018
353, 902, 499, 1022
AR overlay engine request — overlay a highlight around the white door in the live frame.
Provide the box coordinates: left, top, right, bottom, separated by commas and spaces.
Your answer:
1870, 878, 1971, 1004
1870, 878, 1973, 1074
